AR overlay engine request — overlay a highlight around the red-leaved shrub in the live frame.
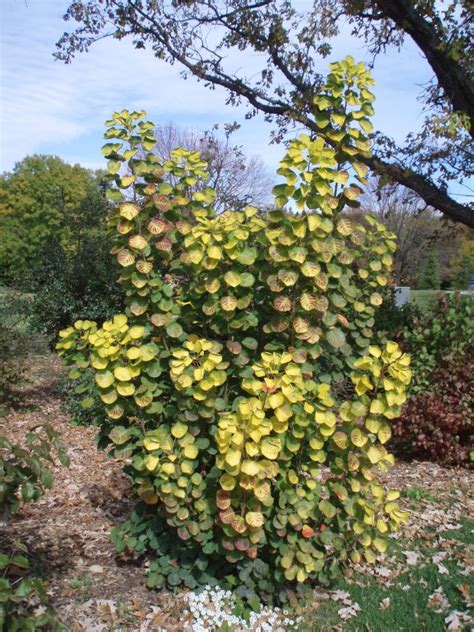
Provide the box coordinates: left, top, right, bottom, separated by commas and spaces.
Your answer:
391, 359, 473, 466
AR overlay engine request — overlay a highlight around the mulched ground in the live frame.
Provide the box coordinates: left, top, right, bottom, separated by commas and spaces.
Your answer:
1, 352, 473, 631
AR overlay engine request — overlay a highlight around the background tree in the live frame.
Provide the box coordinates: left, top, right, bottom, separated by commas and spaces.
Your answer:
361, 180, 469, 287
418, 247, 441, 289
56, 0, 473, 227
451, 235, 474, 289
154, 123, 274, 211
0, 155, 101, 283
0, 155, 123, 340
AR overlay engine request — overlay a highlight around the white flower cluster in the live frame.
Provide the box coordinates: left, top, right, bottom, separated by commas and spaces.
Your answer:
184, 586, 303, 632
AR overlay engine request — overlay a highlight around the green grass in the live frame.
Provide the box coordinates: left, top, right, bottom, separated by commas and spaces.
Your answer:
0, 285, 46, 358
443, 518, 474, 545
400, 485, 436, 502
0, 284, 32, 331
409, 289, 440, 310
301, 520, 473, 632
409, 289, 473, 311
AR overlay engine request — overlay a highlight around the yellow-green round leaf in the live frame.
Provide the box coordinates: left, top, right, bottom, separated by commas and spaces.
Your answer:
119, 202, 140, 220
220, 296, 238, 311
261, 437, 281, 460
96, 371, 114, 389
135, 391, 154, 408
378, 425, 392, 444
224, 270, 241, 287
171, 421, 188, 439
220, 474, 236, 491
129, 326, 145, 339
166, 322, 184, 338
319, 500, 336, 519
208, 245, 222, 259
225, 448, 241, 468
183, 444, 199, 459
367, 445, 383, 464
114, 367, 133, 382
100, 390, 117, 404
145, 455, 159, 471
126, 347, 141, 360
245, 512, 264, 528
351, 428, 368, 447
143, 437, 160, 451
117, 382, 135, 396
107, 404, 124, 419
241, 460, 260, 476
333, 431, 348, 450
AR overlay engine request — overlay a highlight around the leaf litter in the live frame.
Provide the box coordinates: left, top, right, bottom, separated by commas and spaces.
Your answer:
1, 352, 473, 630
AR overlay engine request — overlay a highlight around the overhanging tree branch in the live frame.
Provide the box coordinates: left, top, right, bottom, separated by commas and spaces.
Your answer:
298, 114, 474, 228
362, 154, 474, 227
55, 0, 474, 227
127, 0, 291, 117
374, 0, 474, 138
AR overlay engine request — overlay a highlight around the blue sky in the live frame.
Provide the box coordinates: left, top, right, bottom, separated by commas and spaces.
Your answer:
1, 0, 432, 175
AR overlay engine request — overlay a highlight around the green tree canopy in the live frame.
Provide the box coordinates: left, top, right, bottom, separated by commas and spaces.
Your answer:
0, 155, 104, 282
55, 0, 473, 227
418, 247, 441, 289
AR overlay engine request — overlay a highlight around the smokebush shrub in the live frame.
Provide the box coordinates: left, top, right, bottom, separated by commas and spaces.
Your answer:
57, 58, 411, 602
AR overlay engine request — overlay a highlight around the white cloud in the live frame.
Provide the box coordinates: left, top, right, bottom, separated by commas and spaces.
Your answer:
0, 0, 240, 170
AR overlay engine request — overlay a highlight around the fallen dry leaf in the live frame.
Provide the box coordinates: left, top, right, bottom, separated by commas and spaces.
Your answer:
445, 609, 473, 631
2, 351, 473, 631
428, 587, 449, 613
338, 603, 361, 620
436, 563, 449, 575
89, 565, 104, 574
403, 550, 420, 566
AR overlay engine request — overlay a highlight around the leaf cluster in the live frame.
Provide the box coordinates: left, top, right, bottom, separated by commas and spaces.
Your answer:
0, 426, 69, 519
402, 295, 473, 394
0, 541, 66, 632
0, 428, 69, 630
0, 292, 32, 415
391, 357, 473, 467
389, 295, 473, 467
